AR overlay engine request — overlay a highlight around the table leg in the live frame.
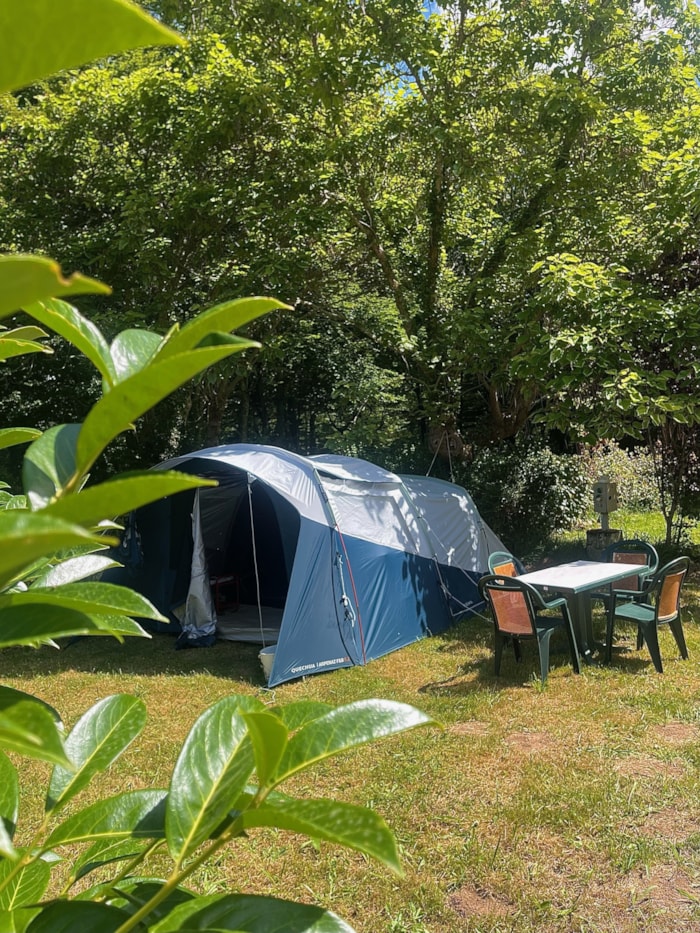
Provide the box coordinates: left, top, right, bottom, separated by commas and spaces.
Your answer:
569, 592, 597, 663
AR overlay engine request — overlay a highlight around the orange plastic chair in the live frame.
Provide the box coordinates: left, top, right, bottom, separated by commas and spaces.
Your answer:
605, 556, 689, 672
478, 574, 580, 683
487, 551, 525, 577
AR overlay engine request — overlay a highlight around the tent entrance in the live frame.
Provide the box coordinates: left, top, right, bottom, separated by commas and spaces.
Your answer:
198, 477, 300, 644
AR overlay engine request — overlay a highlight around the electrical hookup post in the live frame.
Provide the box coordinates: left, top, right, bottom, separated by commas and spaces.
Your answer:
586, 476, 621, 559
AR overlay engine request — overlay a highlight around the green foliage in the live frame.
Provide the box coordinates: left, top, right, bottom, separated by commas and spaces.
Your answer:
0, 693, 431, 932
582, 440, 660, 512
464, 438, 589, 555
0, 3, 433, 931
5, 1, 700, 457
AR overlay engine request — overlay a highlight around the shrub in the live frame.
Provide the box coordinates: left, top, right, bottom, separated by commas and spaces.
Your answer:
581, 440, 660, 512
463, 438, 589, 555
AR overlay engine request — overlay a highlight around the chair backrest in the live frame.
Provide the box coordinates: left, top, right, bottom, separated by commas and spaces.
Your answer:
488, 551, 523, 577
605, 539, 659, 592
654, 556, 690, 622
479, 575, 536, 636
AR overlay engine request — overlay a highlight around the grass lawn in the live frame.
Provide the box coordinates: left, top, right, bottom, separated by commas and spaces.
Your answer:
3, 542, 700, 931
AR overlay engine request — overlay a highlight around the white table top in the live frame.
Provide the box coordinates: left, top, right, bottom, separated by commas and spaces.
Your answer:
517, 560, 646, 594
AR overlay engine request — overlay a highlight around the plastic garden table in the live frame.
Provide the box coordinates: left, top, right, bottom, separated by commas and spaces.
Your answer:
516, 560, 650, 662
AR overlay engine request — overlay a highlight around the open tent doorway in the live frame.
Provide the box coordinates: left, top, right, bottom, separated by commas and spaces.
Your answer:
195, 477, 300, 644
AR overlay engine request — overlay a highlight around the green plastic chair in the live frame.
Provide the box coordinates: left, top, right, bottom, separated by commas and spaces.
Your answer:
605, 556, 690, 672
592, 538, 658, 609
478, 574, 581, 683
488, 551, 525, 577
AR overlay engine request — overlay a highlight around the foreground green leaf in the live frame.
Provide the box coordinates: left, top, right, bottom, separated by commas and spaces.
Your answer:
0, 582, 166, 624
45, 790, 167, 849
0, 339, 51, 363
166, 695, 264, 863
0, 257, 108, 319
242, 711, 288, 789
152, 892, 356, 932
0, 605, 149, 649
242, 797, 401, 873
75, 345, 259, 478
0, 687, 69, 768
22, 424, 81, 509
273, 700, 436, 786
21, 300, 114, 386
0, 511, 108, 589
0, 429, 42, 452
154, 297, 286, 360
31, 554, 121, 587
109, 329, 163, 383
0, 906, 40, 932
0, 858, 51, 911
47, 695, 147, 813
0, 0, 183, 94
0, 752, 18, 859
43, 472, 217, 528
23, 900, 134, 933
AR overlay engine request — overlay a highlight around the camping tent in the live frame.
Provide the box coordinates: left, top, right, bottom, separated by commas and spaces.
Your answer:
124, 444, 504, 686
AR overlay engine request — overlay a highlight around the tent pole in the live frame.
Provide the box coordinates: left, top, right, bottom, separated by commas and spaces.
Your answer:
247, 475, 266, 646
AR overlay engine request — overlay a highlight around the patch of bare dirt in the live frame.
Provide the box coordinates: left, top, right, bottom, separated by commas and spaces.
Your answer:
448, 883, 512, 919
627, 863, 699, 918
614, 754, 686, 780
504, 730, 554, 753
450, 720, 490, 737
653, 722, 699, 745
640, 807, 700, 843
568, 865, 700, 932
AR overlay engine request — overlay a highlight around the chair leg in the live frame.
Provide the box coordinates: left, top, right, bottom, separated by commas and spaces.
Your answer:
513, 638, 522, 662
639, 622, 663, 673
605, 609, 615, 664
565, 624, 581, 675
536, 630, 553, 684
494, 631, 504, 676
668, 614, 689, 661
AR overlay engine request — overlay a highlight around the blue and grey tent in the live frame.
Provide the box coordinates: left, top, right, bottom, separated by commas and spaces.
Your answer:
125, 444, 503, 687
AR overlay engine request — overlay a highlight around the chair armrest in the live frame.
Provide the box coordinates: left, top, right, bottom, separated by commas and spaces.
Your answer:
539, 595, 568, 611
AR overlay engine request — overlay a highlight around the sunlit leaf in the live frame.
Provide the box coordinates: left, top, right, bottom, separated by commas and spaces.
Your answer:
31, 554, 121, 588
0, 582, 167, 623
47, 695, 147, 813
45, 790, 167, 848
21, 299, 114, 385
0, 429, 42, 452
109, 329, 163, 383
0, 510, 104, 586
0, 339, 51, 362
22, 425, 81, 509
273, 700, 435, 786
0, 752, 19, 859
76, 345, 259, 478
243, 712, 288, 788
0, 687, 69, 768
0, 0, 183, 94
0, 859, 51, 911
0, 257, 108, 320
154, 297, 286, 360
0, 605, 149, 649
166, 695, 264, 863
150, 892, 356, 932
43, 472, 217, 528
242, 797, 401, 873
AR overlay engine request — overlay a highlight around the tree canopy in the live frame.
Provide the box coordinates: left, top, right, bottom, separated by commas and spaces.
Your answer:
2, 0, 700, 470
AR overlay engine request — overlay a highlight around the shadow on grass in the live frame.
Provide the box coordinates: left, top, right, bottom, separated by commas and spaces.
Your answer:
0, 633, 266, 685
